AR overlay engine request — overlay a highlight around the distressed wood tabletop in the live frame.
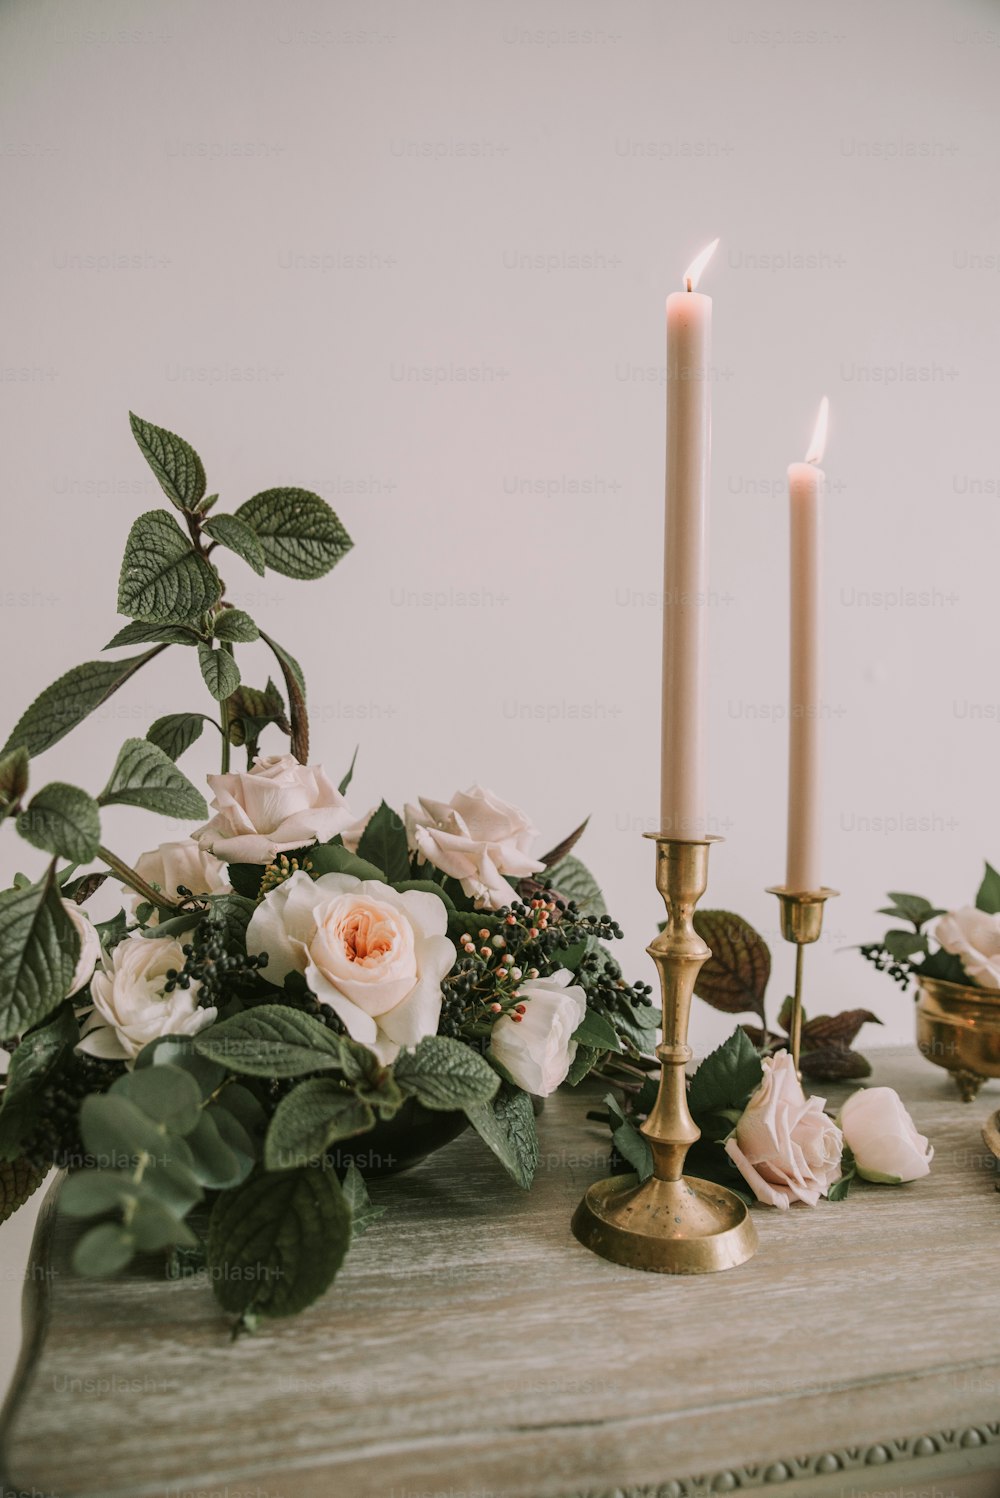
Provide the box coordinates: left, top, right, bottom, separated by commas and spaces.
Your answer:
2, 1047, 1000, 1498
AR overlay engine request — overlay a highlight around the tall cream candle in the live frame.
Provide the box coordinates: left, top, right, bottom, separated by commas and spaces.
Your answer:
785, 397, 829, 891
660, 239, 717, 838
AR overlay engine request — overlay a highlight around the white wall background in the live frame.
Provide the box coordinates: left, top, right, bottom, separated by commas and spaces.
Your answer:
2, 0, 1000, 1401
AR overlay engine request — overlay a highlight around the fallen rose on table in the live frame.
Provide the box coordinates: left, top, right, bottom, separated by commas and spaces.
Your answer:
602, 1027, 933, 1208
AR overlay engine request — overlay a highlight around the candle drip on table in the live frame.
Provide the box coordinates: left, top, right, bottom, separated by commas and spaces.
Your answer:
768, 396, 839, 1076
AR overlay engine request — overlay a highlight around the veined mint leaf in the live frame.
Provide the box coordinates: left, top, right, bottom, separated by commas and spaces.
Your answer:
118, 510, 221, 624
198, 644, 241, 701
0, 868, 81, 1035
394, 1035, 499, 1112
202, 514, 266, 576
146, 712, 208, 761
129, 411, 207, 513
99, 738, 208, 819
3, 651, 163, 758
235, 488, 353, 580
17, 782, 101, 863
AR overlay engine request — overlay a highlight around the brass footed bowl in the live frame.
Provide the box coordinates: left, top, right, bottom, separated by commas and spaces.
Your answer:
916, 975, 1000, 1101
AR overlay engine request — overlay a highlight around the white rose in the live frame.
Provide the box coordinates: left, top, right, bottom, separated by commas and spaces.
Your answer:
246, 870, 455, 1064
194, 755, 356, 865
724, 1051, 844, 1209
934, 906, 1000, 989
125, 839, 232, 923
488, 969, 587, 1096
63, 900, 101, 998
78, 934, 215, 1063
404, 786, 545, 910
840, 1087, 933, 1184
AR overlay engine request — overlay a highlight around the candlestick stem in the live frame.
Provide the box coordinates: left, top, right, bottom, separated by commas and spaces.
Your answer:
766, 885, 840, 1076
572, 835, 757, 1275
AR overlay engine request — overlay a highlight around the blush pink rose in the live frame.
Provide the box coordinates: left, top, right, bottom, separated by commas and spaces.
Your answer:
404, 786, 544, 910
194, 755, 356, 864
724, 1051, 843, 1209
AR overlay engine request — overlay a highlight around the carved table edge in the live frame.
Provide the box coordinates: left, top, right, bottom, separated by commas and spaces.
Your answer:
572, 1420, 1000, 1498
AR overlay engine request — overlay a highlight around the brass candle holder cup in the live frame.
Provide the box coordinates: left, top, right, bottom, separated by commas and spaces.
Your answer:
766, 885, 839, 1072
572, 835, 758, 1275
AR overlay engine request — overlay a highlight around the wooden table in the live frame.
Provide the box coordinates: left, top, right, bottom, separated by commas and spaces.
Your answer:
2, 1047, 1000, 1498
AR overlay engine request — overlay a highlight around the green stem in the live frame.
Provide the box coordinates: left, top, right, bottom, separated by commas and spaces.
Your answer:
219, 643, 235, 773
97, 845, 181, 911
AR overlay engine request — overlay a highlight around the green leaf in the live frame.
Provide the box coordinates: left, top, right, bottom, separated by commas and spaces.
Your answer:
336, 1040, 404, 1118
571, 1010, 621, 1054
307, 844, 386, 882
878, 891, 946, 929
198, 644, 241, 701
2, 650, 164, 759
0, 1005, 78, 1159
613, 1118, 654, 1181
73, 1221, 136, 1278
129, 1196, 197, 1252
0, 746, 29, 821
60, 1168, 142, 1218
566, 1044, 600, 1086
828, 1151, 857, 1202
0, 870, 80, 1035
259, 631, 308, 763
882, 929, 929, 962
917, 948, 968, 985
80, 1092, 187, 1173
394, 1036, 500, 1112
393, 880, 455, 909
546, 855, 605, 917
129, 411, 207, 513
213, 610, 259, 644
146, 712, 208, 761
356, 801, 411, 884
110, 1064, 202, 1134
105, 621, 201, 648
186, 1111, 247, 1188
692, 910, 771, 1020
977, 863, 1000, 916
235, 489, 353, 580
193, 1005, 347, 1078
202, 514, 266, 576
338, 746, 358, 798
98, 738, 208, 819
687, 1028, 764, 1124
16, 783, 101, 863
0, 1158, 48, 1222
265, 1080, 375, 1170
465, 1083, 538, 1189
341, 1163, 385, 1236
207, 1163, 351, 1318
118, 510, 222, 624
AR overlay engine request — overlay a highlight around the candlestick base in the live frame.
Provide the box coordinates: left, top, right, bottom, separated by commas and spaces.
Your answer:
766, 886, 839, 1073
572, 1171, 756, 1275
572, 834, 757, 1275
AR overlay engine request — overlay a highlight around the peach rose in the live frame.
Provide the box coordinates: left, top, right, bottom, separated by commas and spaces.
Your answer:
724, 1051, 843, 1209
246, 870, 455, 1063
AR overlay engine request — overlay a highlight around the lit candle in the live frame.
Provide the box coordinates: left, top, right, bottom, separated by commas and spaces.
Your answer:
660, 238, 718, 838
785, 397, 829, 891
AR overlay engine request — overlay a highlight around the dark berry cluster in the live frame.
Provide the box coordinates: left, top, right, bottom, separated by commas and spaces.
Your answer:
438, 897, 653, 1044
163, 902, 269, 1007
20, 1052, 121, 1172
859, 942, 912, 990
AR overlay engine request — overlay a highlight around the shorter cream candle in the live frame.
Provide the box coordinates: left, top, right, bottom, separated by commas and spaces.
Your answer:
785, 398, 829, 893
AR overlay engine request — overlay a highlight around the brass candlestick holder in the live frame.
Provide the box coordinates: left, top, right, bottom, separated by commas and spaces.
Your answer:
572, 835, 758, 1274
766, 885, 839, 1072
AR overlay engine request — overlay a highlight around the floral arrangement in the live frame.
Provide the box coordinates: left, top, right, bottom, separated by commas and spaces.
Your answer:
0, 414, 656, 1327
603, 1026, 932, 1208
861, 864, 1000, 993
689, 909, 880, 1079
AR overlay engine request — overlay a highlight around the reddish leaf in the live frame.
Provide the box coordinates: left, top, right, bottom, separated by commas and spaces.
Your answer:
802, 1009, 881, 1051
799, 1045, 873, 1082
539, 817, 590, 870
693, 911, 770, 1019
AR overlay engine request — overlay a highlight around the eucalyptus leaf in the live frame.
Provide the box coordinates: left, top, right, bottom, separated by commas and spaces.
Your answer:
73, 1221, 136, 1278
110, 1064, 202, 1135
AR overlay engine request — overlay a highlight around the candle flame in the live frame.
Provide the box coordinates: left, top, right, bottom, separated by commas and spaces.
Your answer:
683, 237, 719, 293
804, 396, 829, 465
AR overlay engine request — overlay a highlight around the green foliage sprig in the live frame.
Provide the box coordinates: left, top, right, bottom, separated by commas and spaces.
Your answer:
861, 862, 1000, 992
